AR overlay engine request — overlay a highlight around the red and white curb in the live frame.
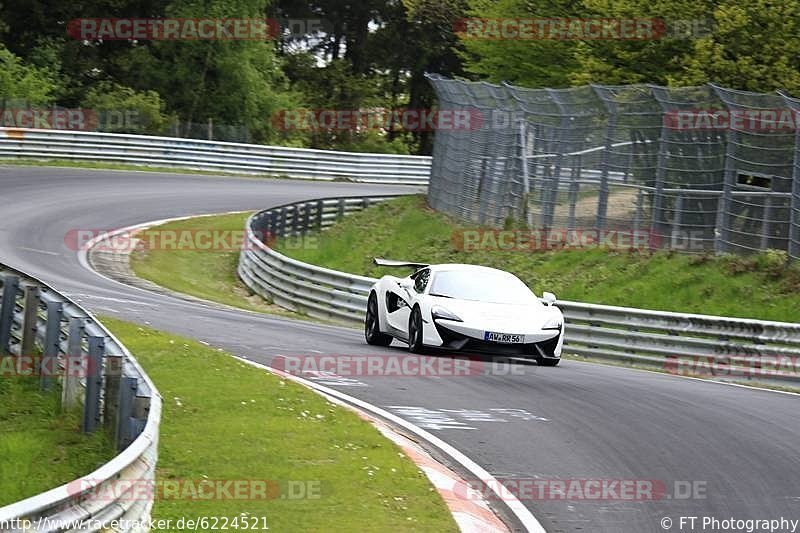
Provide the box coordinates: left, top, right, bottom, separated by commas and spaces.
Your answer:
367, 415, 509, 532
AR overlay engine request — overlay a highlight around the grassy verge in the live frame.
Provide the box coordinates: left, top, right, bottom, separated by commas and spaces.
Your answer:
129, 212, 303, 319
276, 195, 800, 322
0, 158, 293, 180
0, 377, 114, 506
102, 317, 457, 532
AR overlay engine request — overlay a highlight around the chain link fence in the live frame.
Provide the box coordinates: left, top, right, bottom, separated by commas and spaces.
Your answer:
426, 74, 800, 260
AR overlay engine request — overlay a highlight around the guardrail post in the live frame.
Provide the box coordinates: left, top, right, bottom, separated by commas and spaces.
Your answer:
279, 207, 287, 237
292, 204, 300, 235
0, 274, 19, 355
117, 376, 138, 450
40, 299, 64, 391
104, 354, 123, 445
63, 317, 85, 410
303, 202, 312, 233
337, 198, 346, 220
316, 199, 324, 229
21, 284, 40, 356
83, 335, 105, 433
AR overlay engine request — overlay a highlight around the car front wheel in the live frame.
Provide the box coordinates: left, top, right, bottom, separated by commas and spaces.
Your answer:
408, 307, 424, 353
365, 292, 393, 346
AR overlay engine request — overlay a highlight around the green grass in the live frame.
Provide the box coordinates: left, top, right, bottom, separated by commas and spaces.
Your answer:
0, 158, 294, 180
129, 212, 303, 318
102, 317, 457, 532
277, 195, 800, 322
0, 377, 114, 506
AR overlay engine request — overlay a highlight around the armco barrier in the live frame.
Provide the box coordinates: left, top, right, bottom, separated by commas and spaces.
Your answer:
0, 264, 161, 532
238, 196, 800, 385
0, 128, 431, 184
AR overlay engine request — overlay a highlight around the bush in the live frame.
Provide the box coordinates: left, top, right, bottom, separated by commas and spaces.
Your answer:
82, 82, 170, 135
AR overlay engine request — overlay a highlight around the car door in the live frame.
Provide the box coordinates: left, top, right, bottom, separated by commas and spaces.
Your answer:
386, 268, 430, 338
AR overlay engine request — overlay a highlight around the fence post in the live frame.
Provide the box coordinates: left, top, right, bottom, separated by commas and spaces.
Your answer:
596, 114, 617, 230
21, 284, 40, 356
0, 274, 19, 355
40, 299, 63, 391
791, 171, 800, 260
671, 195, 685, 251
716, 132, 737, 254
63, 317, 85, 410
519, 120, 532, 227
760, 196, 773, 250
633, 189, 644, 235
83, 336, 105, 433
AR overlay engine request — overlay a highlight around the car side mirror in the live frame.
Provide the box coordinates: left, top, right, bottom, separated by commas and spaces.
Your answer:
542, 292, 557, 306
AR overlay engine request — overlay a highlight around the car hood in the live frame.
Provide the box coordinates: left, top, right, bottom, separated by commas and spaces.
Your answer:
429, 297, 560, 330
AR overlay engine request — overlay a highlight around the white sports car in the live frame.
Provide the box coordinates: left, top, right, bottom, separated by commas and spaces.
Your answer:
364, 259, 564, 366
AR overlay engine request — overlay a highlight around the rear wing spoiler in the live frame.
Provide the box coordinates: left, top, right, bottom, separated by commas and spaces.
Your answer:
373, 258, 429, 270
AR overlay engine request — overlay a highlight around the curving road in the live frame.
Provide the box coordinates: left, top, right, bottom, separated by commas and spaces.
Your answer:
2, 166, 799, 533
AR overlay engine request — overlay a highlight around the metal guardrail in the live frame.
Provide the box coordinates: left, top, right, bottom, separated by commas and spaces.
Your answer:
0, 264, 161, 532
238, 196, 800, 385
0, 128, 431, 185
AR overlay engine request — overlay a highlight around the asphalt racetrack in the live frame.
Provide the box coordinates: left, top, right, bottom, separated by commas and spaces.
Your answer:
2, 166, 798, 532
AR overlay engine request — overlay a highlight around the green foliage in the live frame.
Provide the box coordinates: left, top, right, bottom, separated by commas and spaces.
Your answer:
459, 0, 800, 93
569, 0, 713, 85
458, 0, 579, 87
676, 0, 800, 93
0, 44, 57, 104
83, 81, 170, 134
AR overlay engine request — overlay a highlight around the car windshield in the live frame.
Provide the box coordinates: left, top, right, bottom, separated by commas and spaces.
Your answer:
428, 269, 540, 305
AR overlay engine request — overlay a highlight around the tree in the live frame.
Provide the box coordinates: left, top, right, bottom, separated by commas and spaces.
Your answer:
0, 44, 57, 104
571, 0, 715, 86
82, 81, 169, 134
457, 0, 580, 88
677, 0, 800, 93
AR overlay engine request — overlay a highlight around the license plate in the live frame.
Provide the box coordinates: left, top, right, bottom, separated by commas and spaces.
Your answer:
484, 331, 523, 344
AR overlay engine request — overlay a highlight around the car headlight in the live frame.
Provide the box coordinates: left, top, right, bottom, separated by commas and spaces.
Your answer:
542, 315, 562, 330
431, 305, 462, 322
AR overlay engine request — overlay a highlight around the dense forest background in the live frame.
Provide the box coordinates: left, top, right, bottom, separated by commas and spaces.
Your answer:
1, 0, 799, 154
